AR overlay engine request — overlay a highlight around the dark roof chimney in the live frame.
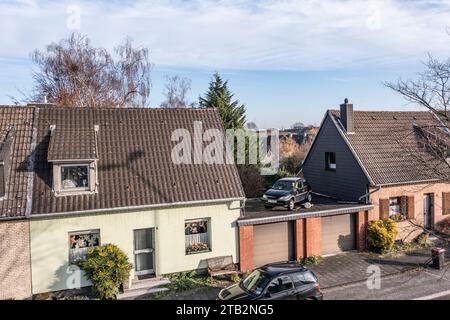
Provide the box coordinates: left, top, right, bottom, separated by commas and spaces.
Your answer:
340, 98, 354, 133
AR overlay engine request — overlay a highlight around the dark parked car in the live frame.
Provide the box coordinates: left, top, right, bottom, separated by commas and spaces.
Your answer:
262, 177, 312, 210
218, 262, 322, 300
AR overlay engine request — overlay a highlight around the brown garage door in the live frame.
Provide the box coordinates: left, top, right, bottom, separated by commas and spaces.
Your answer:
322, 214, 356, 255
253, 222, 293, 267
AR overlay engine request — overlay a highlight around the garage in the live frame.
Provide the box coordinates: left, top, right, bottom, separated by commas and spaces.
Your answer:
321, 214, 356, 255
253, 222, 294, 267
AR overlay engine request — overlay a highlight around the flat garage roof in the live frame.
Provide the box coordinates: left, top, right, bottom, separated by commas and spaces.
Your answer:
238, 194, 374, 226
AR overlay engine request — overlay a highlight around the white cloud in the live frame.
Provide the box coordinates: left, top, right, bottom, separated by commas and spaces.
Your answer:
1, 0, 450, 70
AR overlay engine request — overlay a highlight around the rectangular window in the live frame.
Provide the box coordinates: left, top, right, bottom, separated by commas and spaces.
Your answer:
389, 197, 407, 221
68, 230, 100, 264
61, 165, 89, 190
185, 219, 210, 254
325, 152, 336, 171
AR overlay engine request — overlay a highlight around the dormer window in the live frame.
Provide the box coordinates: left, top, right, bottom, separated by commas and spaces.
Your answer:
47, 125, 99, 195
61, 165, 89, 191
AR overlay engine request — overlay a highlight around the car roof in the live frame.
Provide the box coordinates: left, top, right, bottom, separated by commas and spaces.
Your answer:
259, 262, 308, 276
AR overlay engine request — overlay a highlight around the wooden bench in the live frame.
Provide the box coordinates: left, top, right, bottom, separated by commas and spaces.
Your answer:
206, 255, 239, 279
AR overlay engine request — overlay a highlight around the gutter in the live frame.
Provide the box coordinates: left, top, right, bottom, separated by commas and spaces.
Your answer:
375, 178, 442, 188
29, 197, 246, 219
358, 186, 381, 203
237, 204, 374, 226
0, 215, 28, 222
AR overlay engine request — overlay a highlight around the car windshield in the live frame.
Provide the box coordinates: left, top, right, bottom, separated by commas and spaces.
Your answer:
240, 270, 271, 295
272, 180, 294, 191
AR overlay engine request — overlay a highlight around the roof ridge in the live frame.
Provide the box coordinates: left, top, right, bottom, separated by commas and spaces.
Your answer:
329, 109, 431, 114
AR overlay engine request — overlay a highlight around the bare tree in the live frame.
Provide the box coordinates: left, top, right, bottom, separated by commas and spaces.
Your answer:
385, 53, 450, 118
160, 75, 193, 108
22, 33, 151, 107
385, 53, 450, 243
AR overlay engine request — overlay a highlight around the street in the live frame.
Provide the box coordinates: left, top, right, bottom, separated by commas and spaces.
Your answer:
323, 266, 450, 300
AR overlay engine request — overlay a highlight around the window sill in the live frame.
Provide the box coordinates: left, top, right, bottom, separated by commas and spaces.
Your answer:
55, 190, 97, 197
389, 215, 408, 222
185, 249, 211, 256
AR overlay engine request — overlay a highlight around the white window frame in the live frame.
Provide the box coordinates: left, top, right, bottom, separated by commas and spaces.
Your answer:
68, 229, 100, 265
52, 161, 97, 195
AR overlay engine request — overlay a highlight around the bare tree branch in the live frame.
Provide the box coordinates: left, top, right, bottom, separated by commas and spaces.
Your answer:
14, 32, 152, 108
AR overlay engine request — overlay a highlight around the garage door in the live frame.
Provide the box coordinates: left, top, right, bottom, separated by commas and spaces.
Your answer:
322, 214, 356, 255
253, 222, 293, 267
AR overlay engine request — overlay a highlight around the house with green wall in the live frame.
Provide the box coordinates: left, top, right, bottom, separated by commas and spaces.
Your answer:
0, 106, 245, 297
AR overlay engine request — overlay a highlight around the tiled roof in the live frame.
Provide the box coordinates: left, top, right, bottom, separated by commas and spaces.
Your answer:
330, 110, 450, 186
0, 106, 35, 218
32, 107, 245, 215
48, 127, 97, 161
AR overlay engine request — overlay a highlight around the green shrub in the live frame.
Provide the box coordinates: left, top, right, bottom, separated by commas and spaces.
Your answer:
300, 255, 323, 266
367, 219, 398, 254
230, 273, 241, 283
416, 233, 432, 247
166, 271, 210, 291
79, 244, 132, 299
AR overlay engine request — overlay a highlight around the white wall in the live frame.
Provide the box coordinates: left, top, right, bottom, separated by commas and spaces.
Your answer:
30, 201, 241, 294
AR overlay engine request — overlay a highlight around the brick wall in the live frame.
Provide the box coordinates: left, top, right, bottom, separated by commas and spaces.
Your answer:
294, 219, 305, 260
369, 182, 450, 241
305, 217, 322, 256
0, 220, 32, 299
356, 211, 367, 251
238, 225, 254, 272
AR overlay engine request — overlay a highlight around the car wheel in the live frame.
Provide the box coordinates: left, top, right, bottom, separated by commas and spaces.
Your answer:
307, 193, 312, 202
288, 199, 295, 211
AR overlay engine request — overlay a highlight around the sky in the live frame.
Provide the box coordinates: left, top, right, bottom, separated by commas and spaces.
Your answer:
1, 0, 450, 128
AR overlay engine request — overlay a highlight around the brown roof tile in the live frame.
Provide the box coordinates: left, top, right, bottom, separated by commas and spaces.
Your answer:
0, 106, 35, 218
31, 107, 245, 215
48, 127, 97, 161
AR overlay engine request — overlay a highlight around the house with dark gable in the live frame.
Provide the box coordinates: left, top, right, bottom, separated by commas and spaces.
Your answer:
303, 99, 450, 242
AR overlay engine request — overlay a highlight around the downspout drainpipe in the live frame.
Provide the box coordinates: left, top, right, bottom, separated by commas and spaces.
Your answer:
358, 186, 381, 204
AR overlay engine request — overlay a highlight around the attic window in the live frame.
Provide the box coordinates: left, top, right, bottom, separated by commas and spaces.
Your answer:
325, 152, 336, 171
61, 165, 89, 190
47, 125, 99, 195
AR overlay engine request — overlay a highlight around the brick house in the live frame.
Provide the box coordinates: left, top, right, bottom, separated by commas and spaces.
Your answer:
303, 99, 450, 242
0, 107, 34, 299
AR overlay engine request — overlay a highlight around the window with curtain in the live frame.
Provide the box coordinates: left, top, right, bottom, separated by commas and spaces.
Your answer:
185, 219, 210, 254
61, 165, 89, 190
389, 197, 407, 221
68, 230, 100, 264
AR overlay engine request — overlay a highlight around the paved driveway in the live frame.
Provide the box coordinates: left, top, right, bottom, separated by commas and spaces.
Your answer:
310, 247, 434, 289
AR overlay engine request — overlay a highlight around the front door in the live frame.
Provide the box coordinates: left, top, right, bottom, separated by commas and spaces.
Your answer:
133, 228, 155, 275
423, 194, 433, 230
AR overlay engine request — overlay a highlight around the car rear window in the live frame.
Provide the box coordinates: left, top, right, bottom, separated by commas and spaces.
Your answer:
291, 271, 316, 286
